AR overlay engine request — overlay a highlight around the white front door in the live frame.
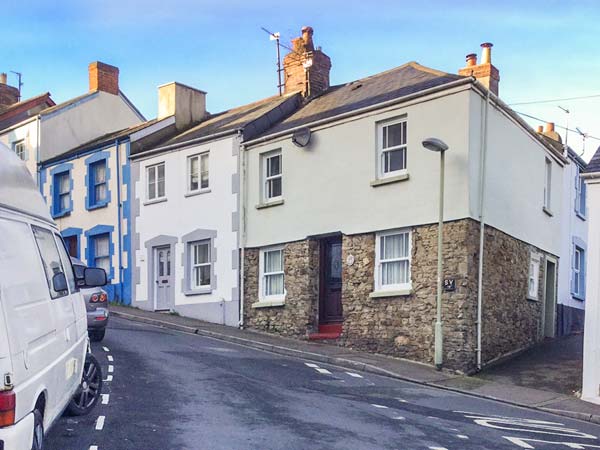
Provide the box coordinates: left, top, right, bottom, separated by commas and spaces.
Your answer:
154, 246, 172, 311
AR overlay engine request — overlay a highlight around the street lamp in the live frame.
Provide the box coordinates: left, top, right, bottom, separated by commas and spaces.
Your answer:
422, 137, 449, 371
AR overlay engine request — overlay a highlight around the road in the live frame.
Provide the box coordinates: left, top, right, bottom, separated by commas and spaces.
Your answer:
46, 317, 600, 450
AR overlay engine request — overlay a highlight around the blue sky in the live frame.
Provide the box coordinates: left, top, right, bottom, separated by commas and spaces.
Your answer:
3, 0, 599, 159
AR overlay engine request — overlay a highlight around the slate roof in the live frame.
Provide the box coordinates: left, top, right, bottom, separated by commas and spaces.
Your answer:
0, 92, 55, 131
38, 91, 97, 116
586, 146, 600, 174
255, 62, 465, 137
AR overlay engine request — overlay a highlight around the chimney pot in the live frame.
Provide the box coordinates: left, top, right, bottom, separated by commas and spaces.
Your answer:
89, 61, 120, 95
537, 125, 544, 133
466, 53, 477, 66
0, 73, 6, 84
545, 122, 555, 133
480, 42, 493, 64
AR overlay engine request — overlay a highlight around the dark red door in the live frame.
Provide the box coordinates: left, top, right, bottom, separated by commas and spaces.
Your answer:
64, 236, 78, 258
320, 237, 343, 323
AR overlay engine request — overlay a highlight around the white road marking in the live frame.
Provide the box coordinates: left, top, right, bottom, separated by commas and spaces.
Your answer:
101, 394, 109, 405
371, 404, 388, 409
504, 436, 600, 449
304, 363, 319, 368
396, 398, 408, 403
104, 375, 113, 382
102, 346, 109, 352
345, 372, 363, 378
392, 416, 405, 420
89, 446, 98, 450
108, 365, 114, 373
107, 355, 114, 362
456, 435, 469, 439
429, 447, 448, 450
95, 416, 105, 430
315, 368, 331, 374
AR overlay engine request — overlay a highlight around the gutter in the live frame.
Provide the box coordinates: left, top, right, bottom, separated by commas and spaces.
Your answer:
242, 78, 476, 148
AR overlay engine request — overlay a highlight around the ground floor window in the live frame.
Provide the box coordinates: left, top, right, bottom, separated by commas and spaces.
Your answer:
528, 252, 541, 300
260, 246, 285, 300
375, 229, 411, 291
190, 240, 211, 289
92, 233, 111, 276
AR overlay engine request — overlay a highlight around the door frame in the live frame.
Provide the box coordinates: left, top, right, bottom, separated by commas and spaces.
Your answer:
542, 255, 558, 339
318, 234, 343, 324
153, 245, 172, 311
144, 235, 177, 311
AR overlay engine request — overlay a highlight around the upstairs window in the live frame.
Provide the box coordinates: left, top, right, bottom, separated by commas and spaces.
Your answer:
378, 118, 407, 177
53, 171, 71, 217
187, 153, 209, 193
12, 139, 26, 161
260, 246, 285, 300
89, 159, 108, 208
575, 166, 587, 217
147, 163, 166, 201
543, 158, 552, 212
375, 230, 411, 291
263, 151, 282, 202
572, 245, 585, 300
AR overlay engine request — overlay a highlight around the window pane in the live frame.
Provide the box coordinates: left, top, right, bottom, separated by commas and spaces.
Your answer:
267, 154, 281, 176
265, 273, 284, 296
189, 157, 199, 191
96, 256, 110, 276
94, 235, 110, 258
55, 235, 77, 292
384, 123, 404, 148
194, 242, 209, 264
382, 233, 407, 259
95, 184, 107, 202
268, 177, 282, 198
157, 164, 165, 181
384, 148, 406, 173
59, 174, 70, 194
265, 250, 283, 273
200, 154, 209, 189
94, 163, 106, 184
32, 226, 66, 299
59, 193, 69, 211
382, 261, 401, 285
167, 250, 171, 276
157, 178, 165, 198
200, 265, 210, 286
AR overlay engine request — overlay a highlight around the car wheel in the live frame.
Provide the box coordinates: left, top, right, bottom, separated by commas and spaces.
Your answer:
66, 354, 103, 416
89, 329, 106, 342
31, 409, 44, 450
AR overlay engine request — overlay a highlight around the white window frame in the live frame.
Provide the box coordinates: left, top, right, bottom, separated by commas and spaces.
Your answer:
528, 252, 541, 300
543, 158, 552, 211
374, 229, 412, 292
258, 245, 285, 302
575, 166, 586, 218
572, 245, 585, 300
377, 117, 408, 179
189, 240, 211, 290
12, 139, 26, 161
146, 162, 166, 202
262, 150, 282, 203
187, 152, 209, 194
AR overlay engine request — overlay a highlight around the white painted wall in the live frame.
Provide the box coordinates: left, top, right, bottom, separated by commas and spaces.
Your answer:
582, 176, 600, 404
133, 136, 239, 326
0, 118, 39, 180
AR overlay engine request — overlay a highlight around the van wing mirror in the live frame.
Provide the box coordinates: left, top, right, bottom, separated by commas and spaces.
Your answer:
52, 273, 68, 292
84, 268, 107, 287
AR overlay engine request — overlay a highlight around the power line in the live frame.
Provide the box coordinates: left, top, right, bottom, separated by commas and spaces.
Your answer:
509, 93, 600, 106
515, 110, 600, 142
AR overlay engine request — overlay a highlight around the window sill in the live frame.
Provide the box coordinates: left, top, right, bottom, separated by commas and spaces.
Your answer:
256, 199, 284, 210
575, 211, 587, 221
370, 173, 410, 187
369, 288, 413, 298
185, 189, 211, 198
526, 296, 540, 302
144, 197, 168, 206
183, 287, 212, 296
572, 294, 585, 302
87, 202, 109, 211
252, 299, 286, 308
52, 210, 71, 219
543, 206, 553, 217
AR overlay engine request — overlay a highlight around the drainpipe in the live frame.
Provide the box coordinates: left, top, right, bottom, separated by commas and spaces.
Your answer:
238, 131, 246, 328
476, 89, 491, 370
115, 139, 124, 304
36, 116, 41, 189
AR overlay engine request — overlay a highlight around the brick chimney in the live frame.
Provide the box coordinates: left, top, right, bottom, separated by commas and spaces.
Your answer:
541, 122, 562, 143
0, 73, 20, 110
283, 26, 331, 98
157, 82, 207, 130
458, 43, 500, 96
89, 61, 119, 95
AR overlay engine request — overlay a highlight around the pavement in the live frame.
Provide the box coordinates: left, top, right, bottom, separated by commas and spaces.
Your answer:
46, 316, 600, 450
108, 304, 600, 425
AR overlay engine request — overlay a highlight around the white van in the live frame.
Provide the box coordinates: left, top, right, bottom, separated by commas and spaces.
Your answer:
0, 144, 106, 449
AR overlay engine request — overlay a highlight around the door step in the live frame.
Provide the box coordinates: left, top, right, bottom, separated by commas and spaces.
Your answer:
308, 323, 342, 340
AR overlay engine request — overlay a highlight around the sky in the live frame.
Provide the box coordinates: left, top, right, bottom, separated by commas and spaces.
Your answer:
3, 0, 599, 160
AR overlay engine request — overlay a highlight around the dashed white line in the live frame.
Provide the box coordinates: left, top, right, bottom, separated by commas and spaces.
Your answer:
371, 404, 389, 409
101, 394, 109, 405
304, 363, 319, 368
89, 446, 99, 450
104, 375, 113, 382
396, 398, 408, 403
345, 372, 363, 378
392, 416, 405, 420
107, 355, 114, 362
95, 415, 105, 431
102, 346, 109, 352
456, 435, 469, 440
315, 368, 332, 375
429, 447, 448, 450
108, 365, 114, 373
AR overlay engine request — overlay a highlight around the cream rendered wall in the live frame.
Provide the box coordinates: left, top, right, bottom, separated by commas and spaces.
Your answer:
582, 176, 600, 404
42, 142, 124, 285
40, 91, 142, 161
468, 90, 564, 256
133, 136, 239, 326
0, 119, 40, 180
245, 87, 473, 248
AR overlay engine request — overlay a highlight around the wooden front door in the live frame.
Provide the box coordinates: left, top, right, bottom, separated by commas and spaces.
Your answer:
319, 237, 343, 323
64, 235, 78, 258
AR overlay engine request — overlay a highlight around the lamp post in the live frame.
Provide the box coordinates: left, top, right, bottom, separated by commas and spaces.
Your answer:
422, 137, 449, 371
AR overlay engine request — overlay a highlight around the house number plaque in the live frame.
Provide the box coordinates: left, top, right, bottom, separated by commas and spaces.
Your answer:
346, 255, 355, 266
443, 278, 456, 292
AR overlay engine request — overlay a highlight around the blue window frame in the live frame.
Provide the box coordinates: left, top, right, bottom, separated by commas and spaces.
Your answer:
61, 227, 83, 259
50, 163, 73, 218
85, 225, 115, 281
85, 151, 111, 210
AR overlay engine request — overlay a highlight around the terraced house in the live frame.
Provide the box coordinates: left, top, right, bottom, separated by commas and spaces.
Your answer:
241, 28, 567, 373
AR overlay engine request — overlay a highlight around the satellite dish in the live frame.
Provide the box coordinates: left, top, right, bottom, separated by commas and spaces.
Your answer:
292, 127, 312, 148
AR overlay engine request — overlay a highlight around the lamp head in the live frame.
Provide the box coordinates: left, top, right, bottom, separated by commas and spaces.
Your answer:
422, 138, 449, 153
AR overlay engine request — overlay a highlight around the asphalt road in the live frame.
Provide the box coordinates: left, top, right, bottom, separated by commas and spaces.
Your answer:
46, 317, 600, 450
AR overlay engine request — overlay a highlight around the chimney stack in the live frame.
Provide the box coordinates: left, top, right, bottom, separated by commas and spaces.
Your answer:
283, 26, 331, 98
542, 122, 562, 143
0, 72, 20, 111
157, 82, 207, 130
89, 61, 119, 95
536, 125, 544, 133
458, 42, 500, 96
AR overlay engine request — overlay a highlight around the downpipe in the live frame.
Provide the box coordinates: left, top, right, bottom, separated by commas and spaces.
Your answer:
238, 132, 246, 329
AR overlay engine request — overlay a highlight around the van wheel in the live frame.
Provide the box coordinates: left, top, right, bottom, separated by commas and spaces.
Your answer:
66, 354, 103, 416
31, 409, 44, 450
89, 329, 106, 342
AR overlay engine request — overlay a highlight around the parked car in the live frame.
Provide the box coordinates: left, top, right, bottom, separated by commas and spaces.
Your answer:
0, 144, 106, 450
71, 257, 110, 342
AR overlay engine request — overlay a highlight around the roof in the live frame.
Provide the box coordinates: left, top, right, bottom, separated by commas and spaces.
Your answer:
0, 142, 53, 223
40, 119, 160, 165
567, 147, 587, 168
256, 62, 464, 137
0, 93, 55, 131
585, 146, 600, 174
132, 93, 300, 156
38, 91, 97, 117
